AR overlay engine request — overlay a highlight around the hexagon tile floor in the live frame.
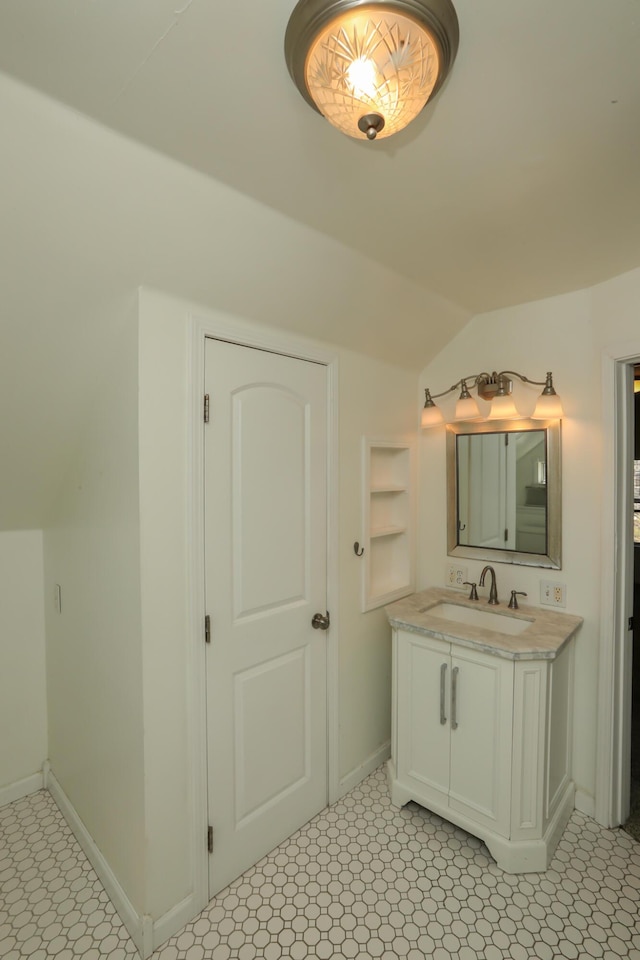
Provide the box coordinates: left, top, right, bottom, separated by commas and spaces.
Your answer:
2, 767, 640, 960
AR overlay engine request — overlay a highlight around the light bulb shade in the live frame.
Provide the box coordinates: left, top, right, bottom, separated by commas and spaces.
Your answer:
454, 395, 481, 421
285, 0, 459, 141
486, 393, 519, 420
421, 402, 444, 428
532, 392, 564, 419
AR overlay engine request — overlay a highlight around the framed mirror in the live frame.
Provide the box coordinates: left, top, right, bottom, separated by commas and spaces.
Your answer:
446, 418, 561, 569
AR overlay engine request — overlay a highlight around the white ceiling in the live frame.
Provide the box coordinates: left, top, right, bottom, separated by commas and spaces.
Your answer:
1, 0, 640, 531
1, 0, 639, 314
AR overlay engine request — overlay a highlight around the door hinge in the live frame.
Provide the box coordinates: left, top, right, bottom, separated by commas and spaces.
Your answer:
205, 614, 211, 644
204, 394, 210, 423
504, 528, 509, 542
629, 617, 634, 632
207, 826, 213, 853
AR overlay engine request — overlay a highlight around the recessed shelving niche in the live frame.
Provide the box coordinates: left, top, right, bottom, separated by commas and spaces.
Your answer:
361, 438, 415, 612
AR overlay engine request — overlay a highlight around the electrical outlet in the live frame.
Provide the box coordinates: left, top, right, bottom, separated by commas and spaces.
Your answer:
540, 580, 566, 608
447, 563, 468, 590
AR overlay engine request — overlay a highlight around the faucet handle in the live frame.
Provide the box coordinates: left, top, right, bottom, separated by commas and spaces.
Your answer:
508, 590, 527, 610
463, 581, 479, 601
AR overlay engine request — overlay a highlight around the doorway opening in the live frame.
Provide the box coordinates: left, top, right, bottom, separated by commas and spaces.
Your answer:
624, 366, 640, 839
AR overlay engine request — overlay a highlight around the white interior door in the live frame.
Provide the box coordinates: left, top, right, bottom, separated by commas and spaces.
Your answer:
468, 433, 510, 549
204, 337, 329, 897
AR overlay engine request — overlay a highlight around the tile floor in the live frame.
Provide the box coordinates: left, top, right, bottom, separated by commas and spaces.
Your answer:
2, 766, 640, 959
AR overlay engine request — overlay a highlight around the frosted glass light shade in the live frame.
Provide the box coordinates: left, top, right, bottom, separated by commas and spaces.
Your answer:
487, 393, 519, 420
454, 395, 481, 421
421, 402, 444, 427
285, 0, 459, 141
305, 9, 439, 140
532, 392, 564, 419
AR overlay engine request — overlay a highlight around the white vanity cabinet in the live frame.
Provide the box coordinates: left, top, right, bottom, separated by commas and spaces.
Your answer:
396, 632, 514, 840
387, 588, 582, 874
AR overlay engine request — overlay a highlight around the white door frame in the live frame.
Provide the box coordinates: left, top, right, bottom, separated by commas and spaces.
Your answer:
186, 311, 340, 911
596, 342, 638, 826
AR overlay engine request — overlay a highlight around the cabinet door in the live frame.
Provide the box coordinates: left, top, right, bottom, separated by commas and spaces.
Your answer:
396, 632, 450, 808
448, 647, 514, 837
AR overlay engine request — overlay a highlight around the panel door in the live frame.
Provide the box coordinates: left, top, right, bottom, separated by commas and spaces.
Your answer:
396, 631, 450, 808
466, 433, 514, 549
204, 337, 328, 897
448, 647, 513, 837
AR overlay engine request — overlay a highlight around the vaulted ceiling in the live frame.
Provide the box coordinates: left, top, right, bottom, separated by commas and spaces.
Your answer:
2, 0, 639, 312
0, 0, 639, 529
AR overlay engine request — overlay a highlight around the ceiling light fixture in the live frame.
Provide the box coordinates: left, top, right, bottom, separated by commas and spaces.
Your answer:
284, 0, 459, 141
421, 371, 564, 428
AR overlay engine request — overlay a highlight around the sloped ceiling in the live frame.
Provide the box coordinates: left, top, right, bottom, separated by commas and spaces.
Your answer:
0, 0, 639, 528
1, 0, 639, 310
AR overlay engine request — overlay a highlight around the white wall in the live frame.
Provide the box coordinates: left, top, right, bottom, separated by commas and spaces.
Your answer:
417, 266, 640, 812
137, 287, 418, 921
337, 355, 418, 782
0, 71, 467, 532
43, 301, 146, 913
137, 293, 193, 921
0, 530, 47, 793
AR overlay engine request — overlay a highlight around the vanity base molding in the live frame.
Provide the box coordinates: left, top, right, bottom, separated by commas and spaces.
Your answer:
388, 759, 574, 874
386, 592, 583, 877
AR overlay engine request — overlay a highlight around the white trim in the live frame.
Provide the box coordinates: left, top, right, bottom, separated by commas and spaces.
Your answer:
0, 769, 44, 808
574, 788, 596, 819
152, 894, 200, 952
597, 341, 640, 827
187, 311, 341, 902
186, 319, 210, 921
326, 359, 341, 805
46, 768, 153, 958
337, 741, 391, 798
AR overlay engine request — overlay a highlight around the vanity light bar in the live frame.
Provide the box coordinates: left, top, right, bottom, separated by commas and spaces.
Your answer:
421, 371, 563, 428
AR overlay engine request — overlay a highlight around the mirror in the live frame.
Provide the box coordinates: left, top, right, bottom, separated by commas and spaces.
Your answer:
447, 418, 561, 569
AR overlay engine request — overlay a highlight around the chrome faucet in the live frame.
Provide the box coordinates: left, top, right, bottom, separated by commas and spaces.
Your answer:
479, 565, 499, 605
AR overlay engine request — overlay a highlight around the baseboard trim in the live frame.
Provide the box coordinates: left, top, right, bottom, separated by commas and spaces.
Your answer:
153, 893, 202, 951
46, 769, 152, 959
0, 770, 45, 808
336, 741, 391, 800
575, 788, 596, 819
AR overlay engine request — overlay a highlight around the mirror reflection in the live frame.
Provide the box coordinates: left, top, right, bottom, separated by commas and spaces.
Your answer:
446, 418, 561, 569
457, 430, 547, 554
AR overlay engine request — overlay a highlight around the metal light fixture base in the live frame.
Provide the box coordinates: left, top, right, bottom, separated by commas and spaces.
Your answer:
477, 374, 514, 401
358, 113, 385, 140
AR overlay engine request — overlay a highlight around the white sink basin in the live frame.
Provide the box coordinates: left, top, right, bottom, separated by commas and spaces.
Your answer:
423, 602, 531, 636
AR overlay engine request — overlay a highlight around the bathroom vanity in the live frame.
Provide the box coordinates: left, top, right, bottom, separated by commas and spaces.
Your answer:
386, 587, 582, 873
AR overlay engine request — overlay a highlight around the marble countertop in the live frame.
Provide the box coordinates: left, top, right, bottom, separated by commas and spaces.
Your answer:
386, 587, 583, 661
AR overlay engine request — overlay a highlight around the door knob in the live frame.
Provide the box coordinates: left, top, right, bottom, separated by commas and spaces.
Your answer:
311, 611, 330, 630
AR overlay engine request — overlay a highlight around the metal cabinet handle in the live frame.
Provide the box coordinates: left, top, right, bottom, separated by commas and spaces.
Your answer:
440, 663, 447, 725
451, 666, 459, 730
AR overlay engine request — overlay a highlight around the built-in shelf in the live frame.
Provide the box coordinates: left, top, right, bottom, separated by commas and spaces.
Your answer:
370, 525, 407, 539
361, 438, 415, 612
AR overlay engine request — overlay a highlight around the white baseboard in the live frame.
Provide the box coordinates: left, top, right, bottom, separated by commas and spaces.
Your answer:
0, 770, 44, 808
46, 767, 204, 956
46, 769, 153, 959
152, 893, 203, 952
336, 740, 391, 800
575, 788, 596, 819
